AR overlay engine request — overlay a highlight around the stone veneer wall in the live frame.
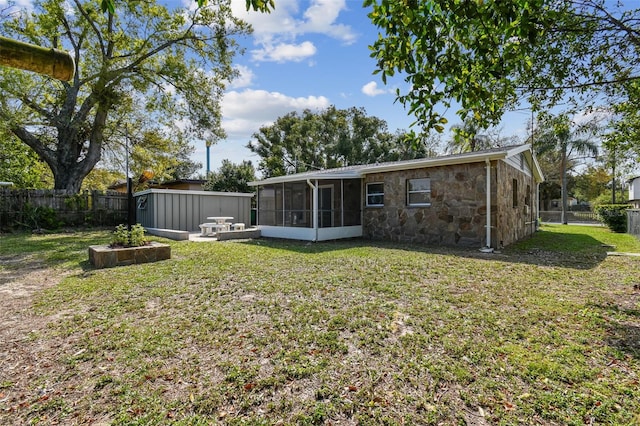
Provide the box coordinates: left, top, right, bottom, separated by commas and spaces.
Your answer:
362, 162, 497, 247
494, 161, 537, 247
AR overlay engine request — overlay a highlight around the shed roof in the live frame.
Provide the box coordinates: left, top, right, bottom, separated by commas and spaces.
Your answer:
249, 144, 544, 186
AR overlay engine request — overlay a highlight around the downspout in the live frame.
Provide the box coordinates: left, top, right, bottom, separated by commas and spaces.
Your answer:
536, 182, 541, 230
481, 159, 494, 253
307, 179, 318, 242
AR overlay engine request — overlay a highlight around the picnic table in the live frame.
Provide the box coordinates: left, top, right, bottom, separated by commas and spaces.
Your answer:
199, 217, 234, 236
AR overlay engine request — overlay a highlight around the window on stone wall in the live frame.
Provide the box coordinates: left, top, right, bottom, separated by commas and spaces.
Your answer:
366, 182, 384, 207
513, 179, 518, 207
525, 185, 531, 207
407, 178, 431, 206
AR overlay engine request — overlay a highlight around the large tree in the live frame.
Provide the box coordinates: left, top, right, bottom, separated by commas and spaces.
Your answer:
203, 159, 256, 193
247, 106, 439, 178
0, 0, 251, 193
365, 0, 640, 132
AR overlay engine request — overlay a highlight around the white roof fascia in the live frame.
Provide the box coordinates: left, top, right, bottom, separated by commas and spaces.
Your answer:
528, 151, 545, 183
505, 144, 544, 183
248, 171, 362, 186
358, 150, 509, 175
503, 143, 532, 158
134, 188, 254, 197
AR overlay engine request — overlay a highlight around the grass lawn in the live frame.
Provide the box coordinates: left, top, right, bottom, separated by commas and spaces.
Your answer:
1, 225, 639, 425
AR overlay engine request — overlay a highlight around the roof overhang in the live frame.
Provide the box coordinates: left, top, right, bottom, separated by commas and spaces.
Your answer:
134, 188, 254, 197
248, 170, 362, 186
249, 144, 544, 186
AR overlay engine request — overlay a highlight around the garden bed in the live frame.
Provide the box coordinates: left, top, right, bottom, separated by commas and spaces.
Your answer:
88, 242, 171, 268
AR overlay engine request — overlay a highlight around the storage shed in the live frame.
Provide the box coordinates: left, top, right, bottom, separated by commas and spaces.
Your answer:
134, 189, 253, 232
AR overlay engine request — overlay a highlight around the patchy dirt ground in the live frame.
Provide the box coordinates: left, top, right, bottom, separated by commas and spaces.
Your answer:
0, 255, 94, 424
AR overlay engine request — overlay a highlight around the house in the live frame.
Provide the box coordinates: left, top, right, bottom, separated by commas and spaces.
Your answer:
108, 179, 206, 193
549, 197, 578, 210
629, 176, 640, 209
248, 144, 544, 249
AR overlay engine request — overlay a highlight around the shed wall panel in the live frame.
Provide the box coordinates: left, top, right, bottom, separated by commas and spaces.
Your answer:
134, 190, 252, 232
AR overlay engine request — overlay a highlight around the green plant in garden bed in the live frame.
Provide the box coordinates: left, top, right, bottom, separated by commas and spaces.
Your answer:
1, 227, 640, 425
110, 223, 148, 247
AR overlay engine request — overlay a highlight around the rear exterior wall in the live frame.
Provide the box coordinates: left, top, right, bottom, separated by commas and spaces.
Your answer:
362, 162, 497, 247
495, 160, 537, 248
362, 160, 537, 248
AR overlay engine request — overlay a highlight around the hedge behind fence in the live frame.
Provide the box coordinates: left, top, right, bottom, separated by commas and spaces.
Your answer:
594, 204, 633, 233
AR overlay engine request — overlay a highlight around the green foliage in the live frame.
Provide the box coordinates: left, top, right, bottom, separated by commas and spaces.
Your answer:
111, 223, 148, 247
18, 203, 61, 230
203, 159, 256, 193
535, 114, 599, 222
594, 204, 632, 233
111, 224, 129, 246
129, 224, 146, 247
247, 106, 440, 177
365, 1, 640, 133
81, 168, 124, 192
572, 166, 611, 204
111, 127, 200, 183
0, 131, 52, 188
0, 0, 251, 192
101, 0, 275, 14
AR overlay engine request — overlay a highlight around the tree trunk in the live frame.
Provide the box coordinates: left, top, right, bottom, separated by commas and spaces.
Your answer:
561, 151, 568, 225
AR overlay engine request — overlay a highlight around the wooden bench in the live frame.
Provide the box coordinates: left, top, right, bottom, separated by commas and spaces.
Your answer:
231, 223, 245, 231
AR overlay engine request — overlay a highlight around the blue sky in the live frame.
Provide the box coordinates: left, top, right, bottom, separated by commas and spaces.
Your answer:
1, 0, 534, 175
196, 0, 534, 175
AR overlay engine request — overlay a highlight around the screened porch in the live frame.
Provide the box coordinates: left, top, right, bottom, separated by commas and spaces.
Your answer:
255, 179, 363, 241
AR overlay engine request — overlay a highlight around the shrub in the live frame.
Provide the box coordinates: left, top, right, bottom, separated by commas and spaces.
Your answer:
594, 204, 632, 233
19, 203, 61, 231
129, 224, 147, 247
110, 223, 148, 247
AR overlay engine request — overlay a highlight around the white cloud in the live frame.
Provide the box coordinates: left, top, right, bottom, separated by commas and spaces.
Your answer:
362, 81, 391, 97
222, 88, 330, 138
230, 0, 356, 64
251, 41, 317, 63
572, 108, 612, 126
229, 64, 255, 89
300, 0, 357, 44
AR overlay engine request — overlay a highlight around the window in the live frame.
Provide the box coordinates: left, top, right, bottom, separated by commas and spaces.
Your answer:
512, 179, 518, 207
407, 178, 431, 206
366, 182, 384, 206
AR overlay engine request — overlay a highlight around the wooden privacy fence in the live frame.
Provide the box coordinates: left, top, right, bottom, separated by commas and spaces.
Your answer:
0, 189, 128, 230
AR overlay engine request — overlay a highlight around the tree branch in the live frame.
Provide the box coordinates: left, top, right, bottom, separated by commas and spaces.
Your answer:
10, 124, 56, 169
73, 0, 106, 57
522, 75, 640, 92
